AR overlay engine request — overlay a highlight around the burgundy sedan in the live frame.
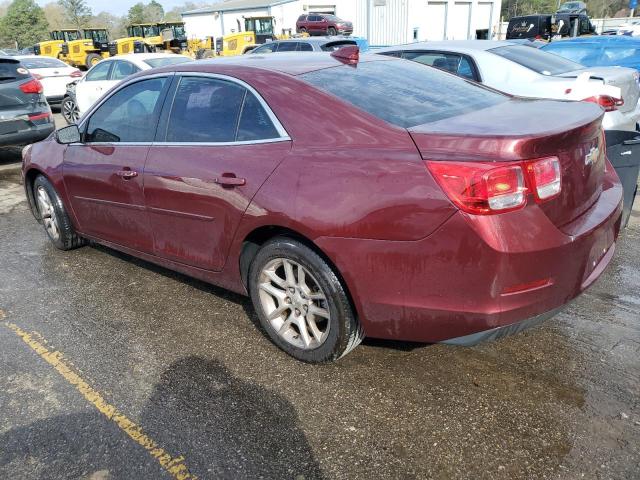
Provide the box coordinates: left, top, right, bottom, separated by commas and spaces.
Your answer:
22, 49, 623, 362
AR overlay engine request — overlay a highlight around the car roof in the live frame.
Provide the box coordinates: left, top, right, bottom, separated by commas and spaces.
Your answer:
376, 40, 517, 55
544, 36, 640, 45
264, 36, 356, 45
158, 51, 395, 76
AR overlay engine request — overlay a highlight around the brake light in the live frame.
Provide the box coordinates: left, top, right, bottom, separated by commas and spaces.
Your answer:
582, 95, 623, 112
19, 78, 43, 94
527, 157, 561, 201
70, 70, 83, 78
426, 157, 563, 215
28, 112, 51, 121
331, 45, 359, 65
426, 161, 527, 214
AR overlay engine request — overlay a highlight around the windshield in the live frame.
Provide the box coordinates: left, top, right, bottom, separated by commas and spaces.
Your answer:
248, 18, 274, 35
490, 45, 584, 75
302, 60, 507, 128
143, 56, 192, 68
64, 31, 81, 41
19, 57, 68, 68
324, 15, 343, 22
559, 2, 581, 9
143, 25, 160, 37
85, 30, 108, 42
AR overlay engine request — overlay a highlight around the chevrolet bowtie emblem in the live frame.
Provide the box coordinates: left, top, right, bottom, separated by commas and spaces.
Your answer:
585, 146, 599, 166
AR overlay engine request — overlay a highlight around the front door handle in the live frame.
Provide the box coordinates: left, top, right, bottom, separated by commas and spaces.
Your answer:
215, 174, 246, 187
116, 170, 138, 180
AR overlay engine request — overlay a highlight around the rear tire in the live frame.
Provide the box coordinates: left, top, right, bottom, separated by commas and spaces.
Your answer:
249, 237, 363, 363
85, 53, 101, 69
33, 176, 85, 251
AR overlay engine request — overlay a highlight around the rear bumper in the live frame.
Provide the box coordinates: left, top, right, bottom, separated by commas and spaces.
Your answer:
0, 123, 54, 147
603, 100, 640, 132
316, 165, 623, 344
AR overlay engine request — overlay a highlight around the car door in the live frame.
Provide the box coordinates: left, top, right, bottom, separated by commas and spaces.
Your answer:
144, 74, 292, 271
74, 60, 113, 114
63, 76, 171, 253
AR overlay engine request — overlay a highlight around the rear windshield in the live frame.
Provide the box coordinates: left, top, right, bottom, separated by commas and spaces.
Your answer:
143, 56, 192, 69
19, 57, 68, 69
490, 45, 583, 75
301, 59, 507, 128
0, 59, 29, 83
321, 40, 357, 52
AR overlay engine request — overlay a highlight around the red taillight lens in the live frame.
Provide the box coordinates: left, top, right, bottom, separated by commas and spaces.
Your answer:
427, 157, 563, 215
527, 156, 561, 201
426, 161, 527, 214
70, 70, 82, 78
28, 112, 51, 122
582, 95, 624, 112
19, 78, 43, 94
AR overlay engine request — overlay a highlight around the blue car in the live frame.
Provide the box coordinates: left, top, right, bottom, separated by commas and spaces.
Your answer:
541, 36, 640, 71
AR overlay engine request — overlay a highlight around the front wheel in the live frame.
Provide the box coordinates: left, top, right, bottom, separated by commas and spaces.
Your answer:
327, 27, 337, 36
61, 96, 79, 124
249, 237, 363, 362
33, 176, 85, 250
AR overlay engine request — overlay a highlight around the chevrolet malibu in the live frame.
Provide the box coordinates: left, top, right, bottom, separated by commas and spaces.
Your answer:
22, 49, 623, 362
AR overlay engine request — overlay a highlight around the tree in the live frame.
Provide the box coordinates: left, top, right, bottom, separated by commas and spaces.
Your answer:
43, 2, 65, 30
164, 1, 207, 22
145, 0, 164, 22
58, 0, 92, 29
0, 0, 49, 48
127, 2, 145, 24
93, 10, 126, 38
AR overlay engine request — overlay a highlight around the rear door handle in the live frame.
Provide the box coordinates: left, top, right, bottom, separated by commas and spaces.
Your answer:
116, 170, 138, 180
215, 174, 246, 187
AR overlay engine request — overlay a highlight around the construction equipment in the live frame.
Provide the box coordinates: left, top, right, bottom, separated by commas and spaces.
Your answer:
34, 30, 81, 58
108, 24, 160, 56
218, 16, 301, 56
159, 22, 215, 58
59, 29, 110, 69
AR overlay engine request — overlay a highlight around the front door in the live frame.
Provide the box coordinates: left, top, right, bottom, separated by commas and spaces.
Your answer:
144, 75, 291, 271
75, 60, 114, 114
63, 76, 171, 253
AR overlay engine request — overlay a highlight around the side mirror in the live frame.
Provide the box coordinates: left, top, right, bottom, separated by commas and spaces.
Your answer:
56, 124, 81, 144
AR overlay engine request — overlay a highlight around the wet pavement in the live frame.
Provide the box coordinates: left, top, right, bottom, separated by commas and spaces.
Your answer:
0, 118, 639, 479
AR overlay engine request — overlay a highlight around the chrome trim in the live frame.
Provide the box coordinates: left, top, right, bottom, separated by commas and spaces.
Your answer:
153, 137, 291, 147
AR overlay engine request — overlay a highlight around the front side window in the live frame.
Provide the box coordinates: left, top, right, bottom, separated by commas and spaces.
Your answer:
85, 61, 112, 81
110, 61, 140, 80
165, 76, 280, 143
302, 59, 506, 128
277, 42, 298, 52
85, 77, 168, 143
402, 51, 461, 75
298, 42, 314, 52
490, 45, 583, 75
252, 43, 278, 54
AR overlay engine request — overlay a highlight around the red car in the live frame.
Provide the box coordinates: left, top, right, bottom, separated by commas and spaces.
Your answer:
296, 13, 353, 36
22, 49, 622, 363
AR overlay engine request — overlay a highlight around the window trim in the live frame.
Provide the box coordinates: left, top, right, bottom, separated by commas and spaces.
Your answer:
155, 72, 291, 146
109, 60, 141, 81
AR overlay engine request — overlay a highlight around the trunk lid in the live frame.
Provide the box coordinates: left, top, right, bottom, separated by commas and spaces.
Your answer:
558, 66, 639, 113
409, 98, 606, 227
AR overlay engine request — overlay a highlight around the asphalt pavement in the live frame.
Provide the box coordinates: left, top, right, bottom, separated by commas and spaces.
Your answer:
0, 113, 639, 479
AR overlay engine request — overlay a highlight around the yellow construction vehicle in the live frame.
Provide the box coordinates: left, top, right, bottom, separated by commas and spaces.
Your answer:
108, 24, 159, 56
218, 16, 301, 56
59, 28, 110, 69
158, 22, 214, 58
34, 30, 81, 58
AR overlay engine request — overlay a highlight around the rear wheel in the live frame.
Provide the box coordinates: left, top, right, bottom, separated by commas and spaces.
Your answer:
33, 176, 85, 250
249, 237, 363, 363
85, 53, 101, 69
328, 27, 337, 36
61, 96, 79, 124
298, 27, 307, 34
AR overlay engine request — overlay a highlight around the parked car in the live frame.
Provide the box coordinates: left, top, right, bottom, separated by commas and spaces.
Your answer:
377, 40, 640, 132
541, 36, 640, 72
23, 50, 622, 362
557, 1, 587, 14
73, 53, 192, 117
0, 56, 54, 147
296, 13, 353, 36
249, 36, 368, 54
614, 20, 640, 37
16, 55, 82, 106
506, 13, 594, 40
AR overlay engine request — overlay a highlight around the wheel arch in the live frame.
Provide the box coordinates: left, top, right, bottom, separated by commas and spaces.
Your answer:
239, 225, 360, 324
23, 167, 47, 220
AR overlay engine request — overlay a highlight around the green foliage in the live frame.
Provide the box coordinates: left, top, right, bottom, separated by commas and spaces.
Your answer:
502, 0, 632, 19
127, 2, 145, 24
128, 1, 164, 25
0, 0, 49, 48
58, 0, 92, 29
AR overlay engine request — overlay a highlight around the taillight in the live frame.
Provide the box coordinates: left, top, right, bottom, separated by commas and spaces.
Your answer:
527, 157, 561, 201
19, 78, 43, 94
28, 112, 51, 122
426, 157, 563, 215
582, 95, 623, 112
70, 70, 82, 78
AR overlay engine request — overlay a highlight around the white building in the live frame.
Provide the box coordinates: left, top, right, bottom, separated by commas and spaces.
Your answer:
182, 0, 503, 46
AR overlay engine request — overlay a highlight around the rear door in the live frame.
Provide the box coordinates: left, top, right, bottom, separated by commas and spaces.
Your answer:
63, 76, 171, 252
75, 60, 113, 114
144, 74, 292, 271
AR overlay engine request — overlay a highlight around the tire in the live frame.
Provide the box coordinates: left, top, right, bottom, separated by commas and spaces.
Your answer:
33, 176, 85, 251
249, 237, 363, 363
85, 53, 101, 69
61, 96, 79, 124
298, 27, 307, 34
328, 27, 337, 36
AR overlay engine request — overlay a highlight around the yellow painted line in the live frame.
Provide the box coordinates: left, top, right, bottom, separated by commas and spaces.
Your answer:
3, 321, 198, 480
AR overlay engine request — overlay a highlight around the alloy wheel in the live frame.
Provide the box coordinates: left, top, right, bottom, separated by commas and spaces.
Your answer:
36, 186, 60, 241
62, 98, 79, 124
258, 258, 331, 350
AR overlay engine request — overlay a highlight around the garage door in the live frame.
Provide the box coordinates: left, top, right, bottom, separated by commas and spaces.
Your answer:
451, 2, 471, 40
475, 2, 493, 32
425, 2, 447, 41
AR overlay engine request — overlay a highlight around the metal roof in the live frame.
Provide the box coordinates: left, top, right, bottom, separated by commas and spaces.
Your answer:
182, 0, 296, 16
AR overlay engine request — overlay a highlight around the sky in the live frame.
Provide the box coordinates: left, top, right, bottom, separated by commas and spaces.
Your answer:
35, 0, 190, 16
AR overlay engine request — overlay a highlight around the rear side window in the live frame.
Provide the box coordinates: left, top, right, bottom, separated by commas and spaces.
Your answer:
490, 45, 583, 75
165, 77, 280, 143
85, 61, 111, 81
111, 61, 140, 80
0, 59, 29, 83
298, 42, 313, 52
302, 60, 506, 128
277, 42, 298, 52
252, 43, 278, 54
